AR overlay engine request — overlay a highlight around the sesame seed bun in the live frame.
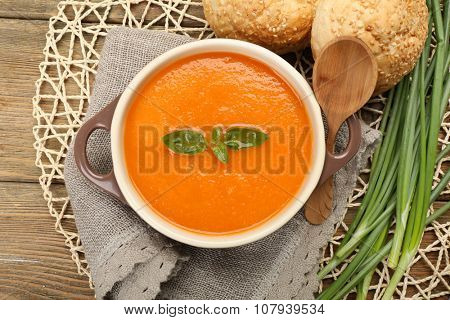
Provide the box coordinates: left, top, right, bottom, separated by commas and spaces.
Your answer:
203, 0, 317, 54
311, 0, 429, 94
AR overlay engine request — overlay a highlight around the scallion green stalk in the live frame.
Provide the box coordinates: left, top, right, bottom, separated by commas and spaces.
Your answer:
319, 173, 450, 300
356, 220, 389, 300
382, 0, 448, 299
388, 28, 428, 268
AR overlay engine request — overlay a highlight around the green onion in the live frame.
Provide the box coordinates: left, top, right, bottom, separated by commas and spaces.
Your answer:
382, 0, 448, 299
387, 17, 432, 267
356, 222, 389, 299
318, 168, 449, 300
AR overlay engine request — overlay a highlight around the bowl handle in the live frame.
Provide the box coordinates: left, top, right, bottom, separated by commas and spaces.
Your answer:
318, 114, 361, 186
73, 95, 127, 203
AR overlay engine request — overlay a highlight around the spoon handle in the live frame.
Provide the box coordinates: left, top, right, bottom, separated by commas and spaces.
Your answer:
304, 115, 362, 224
304, 126, 337, 225
304, 177, 334, 224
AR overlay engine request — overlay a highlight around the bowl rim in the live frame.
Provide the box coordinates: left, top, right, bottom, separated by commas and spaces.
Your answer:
110, 38, 325, 248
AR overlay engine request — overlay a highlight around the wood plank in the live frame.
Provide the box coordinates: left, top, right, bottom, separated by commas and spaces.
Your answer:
0, 0, 59, 20
0, 0, 206, 26
0, 95, 41, 182
0, 181, 94, 299
0, 18, 49, 182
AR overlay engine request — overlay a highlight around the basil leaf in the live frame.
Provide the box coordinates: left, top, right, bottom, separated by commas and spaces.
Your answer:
224, 127, 268, 150
211, 125, 228, 163
162, 129, 207, 155
212, 143, 228, 164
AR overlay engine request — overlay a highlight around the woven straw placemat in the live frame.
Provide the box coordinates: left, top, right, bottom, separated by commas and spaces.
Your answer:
32, 0, 449, 299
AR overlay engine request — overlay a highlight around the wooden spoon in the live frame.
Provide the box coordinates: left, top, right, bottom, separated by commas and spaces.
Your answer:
305, 36, 378, 225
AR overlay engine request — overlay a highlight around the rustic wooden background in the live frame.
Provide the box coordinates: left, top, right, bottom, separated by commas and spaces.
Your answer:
0, 0, 448, 299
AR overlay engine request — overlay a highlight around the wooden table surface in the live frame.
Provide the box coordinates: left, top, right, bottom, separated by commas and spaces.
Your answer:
0, 0, 448, 300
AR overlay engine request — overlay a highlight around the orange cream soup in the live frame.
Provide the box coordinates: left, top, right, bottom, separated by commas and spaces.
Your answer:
124, 52, 313, 234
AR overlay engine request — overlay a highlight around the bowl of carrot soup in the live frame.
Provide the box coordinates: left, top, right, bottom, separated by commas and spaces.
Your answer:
74, 39, 328, 248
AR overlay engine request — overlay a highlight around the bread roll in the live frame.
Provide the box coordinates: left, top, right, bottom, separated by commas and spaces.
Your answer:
203, 0, 317, 54
311, 0, 428, 93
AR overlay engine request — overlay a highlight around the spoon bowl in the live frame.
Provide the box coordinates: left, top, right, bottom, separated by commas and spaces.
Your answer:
313, 36, 378, 144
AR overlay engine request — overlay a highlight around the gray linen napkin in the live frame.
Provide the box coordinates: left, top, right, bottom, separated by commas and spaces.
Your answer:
64, 27, 380, 299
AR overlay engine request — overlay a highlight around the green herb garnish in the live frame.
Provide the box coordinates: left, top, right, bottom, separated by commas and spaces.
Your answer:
162, 125, 269, 163
162, 129, 207, 155
211, 126, 229, 164
224, 127, 268, 150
